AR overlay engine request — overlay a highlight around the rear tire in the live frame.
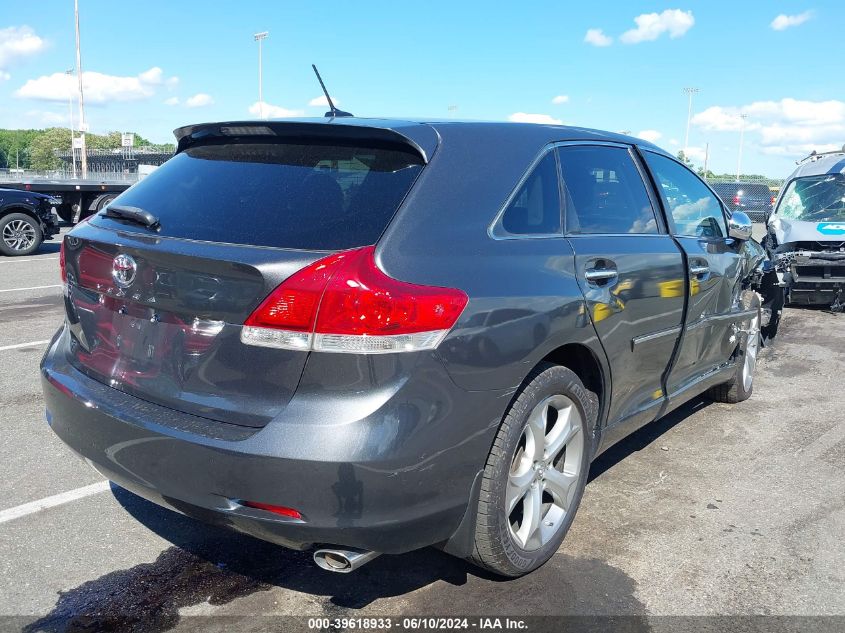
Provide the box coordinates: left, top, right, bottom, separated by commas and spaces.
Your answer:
470, 363, 597, 577
0, 213, 43, 257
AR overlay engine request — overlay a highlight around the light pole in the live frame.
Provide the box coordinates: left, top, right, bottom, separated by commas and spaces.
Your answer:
254, 31, 269, 119
65, 69, 76, 179
683, 87, 699, 155
736, 113, 748, 181
74, 0, 88, 179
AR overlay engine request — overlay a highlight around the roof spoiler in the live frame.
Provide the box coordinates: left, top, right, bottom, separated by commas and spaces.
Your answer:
172, 120, 437, 163
797, 144, 845, 165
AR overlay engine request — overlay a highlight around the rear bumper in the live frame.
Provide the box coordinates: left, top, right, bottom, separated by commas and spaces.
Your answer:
41, 327, 510, 554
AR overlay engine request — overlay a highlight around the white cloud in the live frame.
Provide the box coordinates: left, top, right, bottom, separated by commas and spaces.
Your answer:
692, 98, 845, 159
163, 96, 179, 106
138, 67, 164, 85
584, 28, 613, 47
552, 95, 570, 105
185, 93, 214, 108
760, 143, 840, 157
669, 138, 680, 146
758, 123, 845, 146
508, 112, 563, 125
166, 76, 179, 88
636, 129, 663, 143
0, 70, 9, 81
745, 98, 844, 126
24, 109, 66, 125
620, 9, 695, 44
0, 26, 46, 77
682, 146, 706, 163
248, 101, 305, 118
15, 67, 176, 103
691, 106, 758, 132
770, 11, 813, 31
308, 95, 340, 107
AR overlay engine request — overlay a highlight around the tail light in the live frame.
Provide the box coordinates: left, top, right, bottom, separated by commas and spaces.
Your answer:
771, 195, 776, 205
241, 246, 468, 354
732, 195, 741, 207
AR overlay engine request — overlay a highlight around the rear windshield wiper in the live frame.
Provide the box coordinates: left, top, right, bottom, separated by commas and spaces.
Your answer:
104, 205, 160, 229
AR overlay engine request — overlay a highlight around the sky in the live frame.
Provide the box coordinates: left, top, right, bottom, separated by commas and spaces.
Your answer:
1, 1, 843, 178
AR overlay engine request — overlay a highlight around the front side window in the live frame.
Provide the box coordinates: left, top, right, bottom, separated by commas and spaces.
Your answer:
499, 151, 561, 235
558, 145, 658, 235
645, 152, 727, 238
777, 174, 845, 222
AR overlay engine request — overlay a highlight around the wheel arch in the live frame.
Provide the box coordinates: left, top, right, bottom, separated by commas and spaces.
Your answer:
441, 347, 608, 561
540, 343, 608, 437
0, 204, 40, 222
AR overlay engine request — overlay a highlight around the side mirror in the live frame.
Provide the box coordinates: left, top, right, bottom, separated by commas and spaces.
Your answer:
728, 211, 753, 241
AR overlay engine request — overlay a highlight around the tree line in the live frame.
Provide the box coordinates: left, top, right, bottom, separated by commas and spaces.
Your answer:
0, 128, 175, 170
676, 150, 777, 185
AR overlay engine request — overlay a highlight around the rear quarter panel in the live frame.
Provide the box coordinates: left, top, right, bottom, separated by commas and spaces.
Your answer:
376, 124, 608, 400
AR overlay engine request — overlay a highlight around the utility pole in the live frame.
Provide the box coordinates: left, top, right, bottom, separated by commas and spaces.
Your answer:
66, 69, 77, 179
683, 87, 699, 154
254, 31, 269, 119
736, 113, 748, 181
74, 0, 88, 179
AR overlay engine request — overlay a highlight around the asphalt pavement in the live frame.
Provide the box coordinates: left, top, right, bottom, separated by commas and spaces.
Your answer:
0, 227, 843, 631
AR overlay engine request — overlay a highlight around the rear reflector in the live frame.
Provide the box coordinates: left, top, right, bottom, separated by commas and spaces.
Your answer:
240, 500, 302, 519
59, 239, 67, 284
242, 246, 467, 354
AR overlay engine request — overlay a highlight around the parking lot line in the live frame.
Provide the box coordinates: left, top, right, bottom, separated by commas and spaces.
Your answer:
0, 340, 51, 352
0, 256, 59, 264
0, 481, 110, 524
0, 284, 62, 293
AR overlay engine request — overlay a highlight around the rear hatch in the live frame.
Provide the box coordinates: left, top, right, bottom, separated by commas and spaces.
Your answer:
739, 184, 774, 210
61, 125, 427, 427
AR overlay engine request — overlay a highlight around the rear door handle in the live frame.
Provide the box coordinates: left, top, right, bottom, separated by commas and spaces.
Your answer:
689, 265, 710, 277
584, 268, 618, 284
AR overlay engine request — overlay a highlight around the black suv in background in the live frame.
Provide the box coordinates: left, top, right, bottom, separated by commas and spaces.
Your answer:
0, 187, 60, 256
712, 182, 774, 222
42, 118, 776, 577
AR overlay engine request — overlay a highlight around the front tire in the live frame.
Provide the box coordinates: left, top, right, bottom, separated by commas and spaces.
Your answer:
708, 303, 761, 404
0, 213, 43, 257
470, 363, 597, 577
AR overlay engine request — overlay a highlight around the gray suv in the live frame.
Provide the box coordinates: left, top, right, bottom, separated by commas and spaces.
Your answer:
41, 118, 775, 577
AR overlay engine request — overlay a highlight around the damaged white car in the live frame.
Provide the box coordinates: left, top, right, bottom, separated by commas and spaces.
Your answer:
765, 147, 845, 311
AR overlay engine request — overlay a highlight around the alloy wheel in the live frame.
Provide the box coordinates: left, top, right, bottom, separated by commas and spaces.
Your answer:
506, 394, 584, 551
742, 314, 760, 391
2, 219, 37, 252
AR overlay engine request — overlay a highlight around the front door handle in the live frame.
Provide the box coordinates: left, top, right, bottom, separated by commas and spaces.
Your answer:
584, 268, 618, 284
689, 264, 710, 277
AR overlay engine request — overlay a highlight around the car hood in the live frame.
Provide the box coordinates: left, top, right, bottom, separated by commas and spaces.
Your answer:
769, 216, 845, 244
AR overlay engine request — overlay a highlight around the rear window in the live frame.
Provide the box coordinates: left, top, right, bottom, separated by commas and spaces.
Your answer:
100, 141, 424, 250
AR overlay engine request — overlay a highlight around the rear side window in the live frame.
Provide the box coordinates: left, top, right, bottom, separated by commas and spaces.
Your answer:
101, 141, 424, 250
645, 152, 727, 238
499, 151, 562, 235
558, 145, 658, 234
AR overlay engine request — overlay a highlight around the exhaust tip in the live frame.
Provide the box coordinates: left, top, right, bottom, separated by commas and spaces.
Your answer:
318, 552, 352, 571
313, 547, 380, 573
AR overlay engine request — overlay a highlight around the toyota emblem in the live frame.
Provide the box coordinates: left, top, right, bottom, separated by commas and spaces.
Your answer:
112, 254, 137, 288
